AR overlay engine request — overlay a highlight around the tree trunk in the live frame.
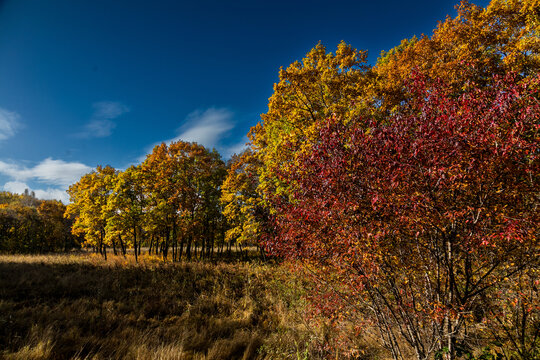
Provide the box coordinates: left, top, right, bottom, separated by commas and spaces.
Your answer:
133, 226, 138, 263
172, 222, 177, 262
98, 230, 104, 256
118, 234, 126, 256
259, 245, 266, 261
445, 234, 455, 360
179, 236, 185, 262
112, 236, 117, 256
201, 235, 206, 260
163, 228, 169, 261
186, 236, 192, 260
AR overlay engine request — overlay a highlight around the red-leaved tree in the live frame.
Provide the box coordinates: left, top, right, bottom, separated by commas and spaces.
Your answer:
266, 73, 539, 359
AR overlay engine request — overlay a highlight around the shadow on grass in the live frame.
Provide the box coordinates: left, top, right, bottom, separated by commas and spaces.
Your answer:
0, 257, 273, 359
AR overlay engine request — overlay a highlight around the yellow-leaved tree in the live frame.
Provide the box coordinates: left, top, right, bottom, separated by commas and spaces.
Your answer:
249, 41, 369, 209
65, 165, 117, 258
372, 0, 540, 114
220, 149, 265, 253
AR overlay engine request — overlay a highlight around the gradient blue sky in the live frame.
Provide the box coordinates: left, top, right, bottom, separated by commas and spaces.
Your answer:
0, 0, 490, 203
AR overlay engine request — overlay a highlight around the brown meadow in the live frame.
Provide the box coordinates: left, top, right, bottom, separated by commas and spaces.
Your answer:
0, 253, 333, 360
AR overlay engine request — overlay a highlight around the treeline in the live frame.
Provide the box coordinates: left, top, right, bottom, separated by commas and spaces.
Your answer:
65, 142, 240, 261
0, 191, 79, 253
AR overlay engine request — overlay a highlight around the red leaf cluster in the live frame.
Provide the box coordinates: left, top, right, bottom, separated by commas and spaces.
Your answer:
265, 72, 539, 357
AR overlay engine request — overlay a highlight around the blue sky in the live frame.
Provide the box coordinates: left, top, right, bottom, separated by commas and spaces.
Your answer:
0, 0, 490, 203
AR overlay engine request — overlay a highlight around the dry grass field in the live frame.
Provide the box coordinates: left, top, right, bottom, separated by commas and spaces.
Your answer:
0, 253, 335, 360
2, 253, 531, 359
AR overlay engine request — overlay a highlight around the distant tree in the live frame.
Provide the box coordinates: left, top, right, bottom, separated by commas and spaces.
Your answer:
66, 166, 117, 257
141, 141, 226, 261
37, 200, 74, 252
221, 149, 266, 255
106, 165, 146, 261
0, 192, 78, 253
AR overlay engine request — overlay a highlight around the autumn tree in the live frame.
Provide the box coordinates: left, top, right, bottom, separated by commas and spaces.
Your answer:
0, 192, 78, 253
141, 140, 226, 261
143, 141, 194, 261
106, 165, 146, 260
267, 73, 539, 359
189, 146, 227, 259
37, 200, 75, 252
140, 143, 175, 259
221, 149, 266, 255
372, 0, 540, 115
66, 165, 117, 257
249, 41, 369, 208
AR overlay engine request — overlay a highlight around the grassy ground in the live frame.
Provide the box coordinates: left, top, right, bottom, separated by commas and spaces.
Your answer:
0, 253, 331, 360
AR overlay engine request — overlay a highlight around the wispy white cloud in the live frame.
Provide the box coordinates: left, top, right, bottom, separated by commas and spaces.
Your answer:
75, 101, 130, 138
171, 108, 234, 148
92, 101, 130, 119
139, 107, 246, 162
0, 158, 92, 187
83, 119, 116, 138
139, 107, 236, 162
0, 158, 92, 203
0, 107, 22, 141
3, 181, 69, 203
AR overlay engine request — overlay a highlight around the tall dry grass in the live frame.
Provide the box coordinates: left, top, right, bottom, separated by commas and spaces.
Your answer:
0, 253, 351, 359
